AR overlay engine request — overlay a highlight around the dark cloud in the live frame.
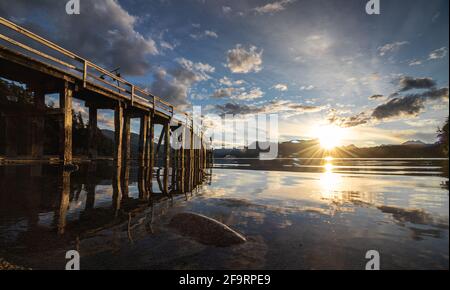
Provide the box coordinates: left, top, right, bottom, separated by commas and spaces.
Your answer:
371, 96, 425, 120
330, 85, 448, 127
328, 112, 370, 128
211, 87, 237, 99
215, 103, 264, 115
372, 87, 448, 120
150, 58, 215, 106
215, 100, 324, 115
368, 94, 384, 100
398, 77, 436, 92
226, 44, 263, 74
0, 0, 158, 76
211, 87, 264, 100
150, 69, 189, 106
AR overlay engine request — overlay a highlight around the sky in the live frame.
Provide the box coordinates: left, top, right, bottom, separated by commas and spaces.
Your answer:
0, 0, 448, 147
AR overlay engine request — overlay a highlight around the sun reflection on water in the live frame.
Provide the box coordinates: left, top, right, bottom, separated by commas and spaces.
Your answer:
320, 161, 342, 200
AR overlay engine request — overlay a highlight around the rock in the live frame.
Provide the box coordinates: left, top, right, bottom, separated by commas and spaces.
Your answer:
169, 212, 246, 247
0, 258, 29, 270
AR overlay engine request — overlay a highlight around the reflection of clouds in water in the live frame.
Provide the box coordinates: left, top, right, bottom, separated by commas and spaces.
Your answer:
377, 205, 449, 241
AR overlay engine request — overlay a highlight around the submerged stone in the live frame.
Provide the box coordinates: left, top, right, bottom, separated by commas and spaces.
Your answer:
169, 212, 246, 247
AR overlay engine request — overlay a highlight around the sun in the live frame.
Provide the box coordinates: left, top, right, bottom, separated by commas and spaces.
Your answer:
316, 125, 347, 150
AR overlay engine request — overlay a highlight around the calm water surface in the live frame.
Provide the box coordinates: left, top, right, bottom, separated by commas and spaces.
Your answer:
0, 159, 448, 269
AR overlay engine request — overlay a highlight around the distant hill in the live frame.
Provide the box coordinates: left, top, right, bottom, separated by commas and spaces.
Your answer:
100, 129, 162, 159
214, 139, 446, 159
101, 129, 140, 157
402, 140, 429, 147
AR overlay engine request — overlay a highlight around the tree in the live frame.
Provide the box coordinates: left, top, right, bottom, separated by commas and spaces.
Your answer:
437, 118, 449, 157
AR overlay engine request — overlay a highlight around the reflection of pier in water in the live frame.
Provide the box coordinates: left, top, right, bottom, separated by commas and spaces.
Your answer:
0, 162, 212, 253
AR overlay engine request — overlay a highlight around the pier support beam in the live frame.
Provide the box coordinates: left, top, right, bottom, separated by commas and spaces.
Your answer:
88, 106, 98, 159
123, 111, 131, 164
189, 125, 194, 191
57, 170, 71, 235
31, 89, 45, 159
59, 81, 73, 165
114, 102, 124, 167
4, 117, 18, 157
164, 122, 170, 193
146, 114, 155, 191
180, 125, 186, 192
139, 114, 148, 167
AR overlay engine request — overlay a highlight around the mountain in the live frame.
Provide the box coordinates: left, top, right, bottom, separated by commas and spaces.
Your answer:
214, 139, 445, 159
402, 140, 429, 146
101, 129, 140, 157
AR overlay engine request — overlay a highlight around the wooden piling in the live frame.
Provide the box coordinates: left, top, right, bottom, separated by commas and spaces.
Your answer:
123, 111, 131, 164
31, 88, 45, 159
88, 106, 98, 159
4, 117, 17, 157
139, 114, 148, 167
59, 81, 73, 165
147, 114, 155, 191
163, 122, 170, 193
57, 171, 71, 235
190, 124, 194, 190
114, 102, 124, 167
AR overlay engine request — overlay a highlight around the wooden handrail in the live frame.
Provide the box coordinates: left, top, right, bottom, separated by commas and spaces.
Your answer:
0, 16, 202, 129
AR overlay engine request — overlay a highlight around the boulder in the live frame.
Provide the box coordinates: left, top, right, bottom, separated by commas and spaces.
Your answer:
169, 212, 246, 247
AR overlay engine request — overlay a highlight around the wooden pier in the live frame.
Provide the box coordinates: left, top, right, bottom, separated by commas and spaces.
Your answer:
0, 17, 213, 181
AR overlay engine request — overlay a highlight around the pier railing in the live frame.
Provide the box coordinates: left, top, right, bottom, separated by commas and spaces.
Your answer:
0, 17, 194, 129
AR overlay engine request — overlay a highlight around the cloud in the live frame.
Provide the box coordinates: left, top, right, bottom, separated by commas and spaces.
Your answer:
254, 0, 296, 14
398, 77, 436, 92
219, 77, 245, 86
328, 112, 370, 128
428, 47, 448, 60
371, 87, 448, 120
215, 103, 263, 115
300, 85, 315, 91
0, 0, 159, 76
211, 87, 264, 100
407, 47, 447, 66
378, 41, 409, 56
226, 44, 263, 73
222, 6, 232, 14
371, 95, 427, 120
273, 84, 288, 91
211, 87, 238, 99
408, 59, 422, 66
190, 30, 219, 40
385, 87, 449, 119
236, 88, 264, 100
329, 77, 449, 127
215, 100, 325, 115
432, 12, 440, 22
160, 41, 176, 51
150, 58, 215, 106
368, 94, 385, 100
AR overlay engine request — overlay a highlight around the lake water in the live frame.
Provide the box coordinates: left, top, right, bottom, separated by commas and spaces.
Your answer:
0, 158, 448, 270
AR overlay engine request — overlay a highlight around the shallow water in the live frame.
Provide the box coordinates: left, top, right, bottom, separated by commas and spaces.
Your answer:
0, 159, 448, 269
